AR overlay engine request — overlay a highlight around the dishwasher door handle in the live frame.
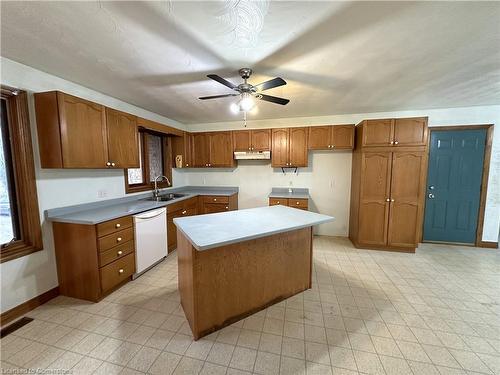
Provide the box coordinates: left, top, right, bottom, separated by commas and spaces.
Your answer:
134, 208, 166, 220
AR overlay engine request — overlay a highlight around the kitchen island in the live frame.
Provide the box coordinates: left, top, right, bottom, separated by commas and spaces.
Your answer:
174, 205, 334, 340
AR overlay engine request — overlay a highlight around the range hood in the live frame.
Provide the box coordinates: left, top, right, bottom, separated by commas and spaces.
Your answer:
234, 151, 271, 160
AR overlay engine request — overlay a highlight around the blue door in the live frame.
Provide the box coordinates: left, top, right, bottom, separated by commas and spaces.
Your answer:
423, 129, 486, 244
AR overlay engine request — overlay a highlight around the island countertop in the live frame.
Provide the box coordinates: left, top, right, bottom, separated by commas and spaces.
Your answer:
174, 205, 334, 251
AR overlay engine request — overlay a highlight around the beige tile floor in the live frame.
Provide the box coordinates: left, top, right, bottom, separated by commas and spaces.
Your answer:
1, 236, 500, 375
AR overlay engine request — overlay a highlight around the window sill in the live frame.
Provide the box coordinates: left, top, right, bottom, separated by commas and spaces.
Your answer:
0, 243, 43, 264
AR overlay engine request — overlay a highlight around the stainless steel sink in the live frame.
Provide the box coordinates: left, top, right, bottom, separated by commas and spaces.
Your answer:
146, 193, 185, 202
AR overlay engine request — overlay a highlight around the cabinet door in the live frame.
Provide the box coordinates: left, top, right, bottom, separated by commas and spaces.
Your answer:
362, 119, 393, 147
105, 108, 139, 168
308, 126, 331, 150
58, 92, 108, 168
251, 129, 271, 151
387, 152, 426, 248
167, 210, 183, 252
172, 132, 193, 168
210, 132, 234, 167
271, 128, 289, 167
358, 152, 392, 246
332, 125, 355, 149
203, 202, 228, 214
289, 127, 308, 167
393, 117, 428, 146
233, 130, 251, 151
192, 133, 210, 167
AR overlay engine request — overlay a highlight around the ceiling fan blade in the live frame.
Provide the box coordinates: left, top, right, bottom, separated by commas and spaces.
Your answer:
254, 77, 287, 91
258, 94, 290, 105
199, 94, 238, 100
207, 74, 237, 90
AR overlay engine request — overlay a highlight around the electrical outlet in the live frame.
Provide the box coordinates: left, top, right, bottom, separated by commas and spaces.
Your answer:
97, 189, 107, 198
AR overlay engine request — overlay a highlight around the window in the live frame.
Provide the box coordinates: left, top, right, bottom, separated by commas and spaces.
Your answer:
124, 130, 173, 193
0, 86, 42, 263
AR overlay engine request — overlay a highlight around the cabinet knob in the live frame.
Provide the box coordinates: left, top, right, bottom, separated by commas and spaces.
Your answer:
111, 162, 116, 167
106, 162, 111, 166
117, 237, 122, 242
186, 163, 189, 167
296, 201, 299, 205
391, 199, 395, 202
213, 198, 217, 201
248, 147, 251, 150
394, 141, 399, 145
182, 210, 187, 215
117, 250, 123, 255
115, 223, 121, 228
118, 269, 124, 274
225, 206, 229, 210
386, 198, 390, 202
277, 201, 280, 204
390, 141, 394, 145
328, 145, 331, 148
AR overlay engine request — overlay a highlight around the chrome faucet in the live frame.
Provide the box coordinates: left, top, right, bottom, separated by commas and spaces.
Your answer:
153, 175, 171, 198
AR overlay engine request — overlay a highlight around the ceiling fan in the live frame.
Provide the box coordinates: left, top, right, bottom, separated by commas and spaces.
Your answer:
199, 68, 290, 112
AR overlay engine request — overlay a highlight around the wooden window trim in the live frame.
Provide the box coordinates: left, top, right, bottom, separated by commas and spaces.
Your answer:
124, 131, 173, 194
1, 86, 43, 263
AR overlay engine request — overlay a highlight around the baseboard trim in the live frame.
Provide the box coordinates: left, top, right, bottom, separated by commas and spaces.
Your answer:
477, 241, 498, 249
0, 287, 59, 327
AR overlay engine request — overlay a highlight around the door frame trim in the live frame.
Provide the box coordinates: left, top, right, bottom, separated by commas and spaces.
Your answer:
424, 124, 495, 248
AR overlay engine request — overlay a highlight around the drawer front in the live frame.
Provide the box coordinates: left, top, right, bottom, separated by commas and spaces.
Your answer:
269, 198, 289, 206
100, 253, 135, 292
99, 240, 135, 267
98, 227, 134, 252
202, 195, 229, 204
97, 216, 133, 237
289, 198, 308, 210
203, 203, 229, 214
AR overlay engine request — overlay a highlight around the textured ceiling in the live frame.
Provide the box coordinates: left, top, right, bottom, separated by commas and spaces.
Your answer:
1, 1, 499, 124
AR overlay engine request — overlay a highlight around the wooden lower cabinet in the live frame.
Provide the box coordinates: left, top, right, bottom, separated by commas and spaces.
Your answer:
269, 197, 308, 211
53, 215, 136, 302
167, 194, 238, 251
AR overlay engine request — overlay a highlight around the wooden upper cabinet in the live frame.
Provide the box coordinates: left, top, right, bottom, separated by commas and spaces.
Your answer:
34, 91, 142, 169
362, 119, 394, 147
308, 125, 354, 150
172, 132, 193, 168
360, 117, 428, 148
393, 117, 428, 146
233, 129, 271, 152
210, 132, 234, 167
271, 128, 289, 167
332, 125, 355, 149
308, 126, 331, 150
105, 108, 139, 168
233, 130, 251, 151
289, 127, 308, 167
251, 129, 271, 151
192, 133, 210, 167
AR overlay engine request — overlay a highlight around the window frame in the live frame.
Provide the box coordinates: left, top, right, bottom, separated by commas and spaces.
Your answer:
0, 86, 43, 263
124, 129, 173, 194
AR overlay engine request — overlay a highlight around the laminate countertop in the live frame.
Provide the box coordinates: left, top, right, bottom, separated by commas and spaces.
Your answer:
46, 186, 238, 225
174, 205, 334, 251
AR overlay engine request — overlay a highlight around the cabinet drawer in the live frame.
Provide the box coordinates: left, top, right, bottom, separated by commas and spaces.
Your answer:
269, 198, 289, 206
99, 240, 135, 267
98, 227, 134, 252
289, 198, 308, 210
100, 253, 135, 292
202, 195, 229, 204
203, 203, 229, 214
97, 216, 133, 237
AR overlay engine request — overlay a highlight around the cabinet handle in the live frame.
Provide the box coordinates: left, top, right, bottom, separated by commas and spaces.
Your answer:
117, 237, 122, 242
394, 141, 399, 145
111, 162, 116, 167
182, 210, 187, 215
118, 269, 124, 274
106, 162, 111, 166
115, 223, 121, 228
386, 198, 390, 202
117, 250, 123, 256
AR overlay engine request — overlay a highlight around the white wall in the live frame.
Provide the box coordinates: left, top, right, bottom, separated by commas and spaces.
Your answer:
0, 58, 187, 313
184, 106, 500, 243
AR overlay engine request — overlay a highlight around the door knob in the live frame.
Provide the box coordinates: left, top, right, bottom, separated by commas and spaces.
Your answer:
428, 193, 435, 199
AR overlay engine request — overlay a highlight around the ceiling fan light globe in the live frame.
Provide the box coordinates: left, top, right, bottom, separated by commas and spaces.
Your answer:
230, 102, 240, 114
240, 96, 255, 111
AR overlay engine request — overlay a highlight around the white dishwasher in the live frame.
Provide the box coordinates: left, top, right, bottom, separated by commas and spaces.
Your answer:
133, 207, 167, 278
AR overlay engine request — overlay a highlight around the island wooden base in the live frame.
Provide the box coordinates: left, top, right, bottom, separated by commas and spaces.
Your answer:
177, 227, 313, 340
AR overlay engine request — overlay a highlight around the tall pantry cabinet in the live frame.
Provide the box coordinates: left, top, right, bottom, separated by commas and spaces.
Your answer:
349, 117, 428, 252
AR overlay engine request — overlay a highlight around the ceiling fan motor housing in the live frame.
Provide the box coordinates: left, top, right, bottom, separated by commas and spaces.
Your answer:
239, 68, 253, 80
